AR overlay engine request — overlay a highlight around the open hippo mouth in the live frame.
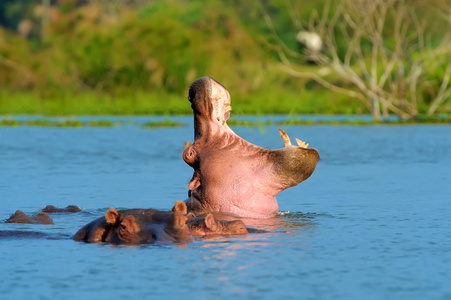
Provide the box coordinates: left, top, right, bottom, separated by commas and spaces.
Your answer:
183, 77, 320, 219
188, 76, 233, 135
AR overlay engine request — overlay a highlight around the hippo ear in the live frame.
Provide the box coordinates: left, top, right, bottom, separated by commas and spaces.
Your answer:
173, 213, 188, 228
105, 208, 120, 225
15, 210, 26, 217
204, 214, 218, 231
183, 144, 198, 166
172, 201, 187, 215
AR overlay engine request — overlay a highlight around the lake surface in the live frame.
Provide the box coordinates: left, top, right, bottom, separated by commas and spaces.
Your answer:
1, 116, 450, 300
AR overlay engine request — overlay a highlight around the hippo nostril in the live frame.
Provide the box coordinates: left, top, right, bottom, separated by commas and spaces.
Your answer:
152, 234, 157, 240
217, 117, 220, 122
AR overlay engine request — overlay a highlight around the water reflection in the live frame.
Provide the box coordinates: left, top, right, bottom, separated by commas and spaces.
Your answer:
192, 211, 319, 253
0, 230, 70, 240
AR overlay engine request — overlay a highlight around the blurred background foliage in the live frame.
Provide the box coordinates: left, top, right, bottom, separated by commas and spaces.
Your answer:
0, 0, 449, 116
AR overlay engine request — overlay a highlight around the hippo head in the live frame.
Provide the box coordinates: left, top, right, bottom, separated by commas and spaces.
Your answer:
41, 205, 81, 213
183, 77, 320, 219
104, 201, 192, 244
4, 210, 54, 225
187, 214, 248, 236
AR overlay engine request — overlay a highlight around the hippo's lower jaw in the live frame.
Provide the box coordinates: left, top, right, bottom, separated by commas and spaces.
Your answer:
185, 194, 280, 219
183, 77, 319, 219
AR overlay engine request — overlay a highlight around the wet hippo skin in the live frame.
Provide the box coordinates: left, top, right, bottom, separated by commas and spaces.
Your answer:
73, 202, 251, 244
183, 77, 320, 218
73, 201, 192, 244
4, 210, 54, 225
187, 214, 248, 236
40, 205, 81, 213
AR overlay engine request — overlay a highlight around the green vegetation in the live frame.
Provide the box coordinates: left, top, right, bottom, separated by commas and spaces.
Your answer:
0, 87, 361, 115
0, 0, 449, 118
2, 115, 449, 128
228, 116, 451, 126
270, 0, 451, 120
0, 117, 186, 128
141, 119, 186, 128
0, 118, 118, 127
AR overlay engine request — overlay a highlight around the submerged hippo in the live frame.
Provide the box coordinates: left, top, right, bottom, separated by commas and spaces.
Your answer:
73, 201, 192, 244
187, 214, 248, 236
4, 210, 54, 225
73, 201, 249, 245
183, 77, 320, 218
41, 205, 81, 213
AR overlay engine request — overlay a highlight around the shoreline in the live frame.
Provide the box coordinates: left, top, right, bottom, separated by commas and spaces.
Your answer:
1, 115, 450, 128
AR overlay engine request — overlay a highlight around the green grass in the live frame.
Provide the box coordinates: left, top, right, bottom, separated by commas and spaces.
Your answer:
0, 88, 365, 116
0, 117, 187, 128
227, 115, 451, 126
0, 118, 186, 128
0, 118, 119, 127
0, 90, 189, 116
141, 119, 186, 128
2, 114, 449, 128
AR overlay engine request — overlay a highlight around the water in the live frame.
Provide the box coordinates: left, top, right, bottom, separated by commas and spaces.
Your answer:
1, 117, 450, 300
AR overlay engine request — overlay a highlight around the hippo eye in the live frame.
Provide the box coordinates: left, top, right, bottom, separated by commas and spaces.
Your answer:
120, 224, 127, 231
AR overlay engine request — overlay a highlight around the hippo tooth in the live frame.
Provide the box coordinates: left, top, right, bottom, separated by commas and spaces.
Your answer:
278, 129, 292, 146
295, 138, 309, 149
216, 96, 222, 100
225, 106, 232, 112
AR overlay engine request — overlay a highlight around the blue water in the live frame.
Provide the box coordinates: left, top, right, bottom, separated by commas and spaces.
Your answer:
1, 117, 450, 300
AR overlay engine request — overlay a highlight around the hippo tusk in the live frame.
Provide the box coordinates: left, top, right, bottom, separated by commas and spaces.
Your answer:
278, 129, 292, 146
295, 138, 309, 149
279, 129, 309, 148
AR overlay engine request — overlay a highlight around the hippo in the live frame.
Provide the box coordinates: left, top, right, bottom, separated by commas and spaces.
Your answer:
187, 214, 248, 236
183, 77, 320, 219
73, 201, 192, 244
41, 205, 81, 213
73, 201, 251, 244
4, 210, 54, 225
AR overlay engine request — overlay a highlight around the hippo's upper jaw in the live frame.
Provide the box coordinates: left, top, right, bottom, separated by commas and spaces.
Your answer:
183, 77, 320, 219
188, 77, 233, 139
